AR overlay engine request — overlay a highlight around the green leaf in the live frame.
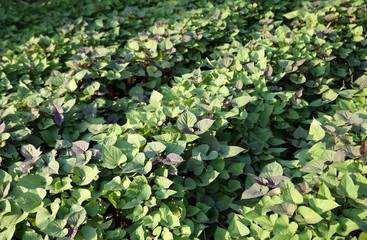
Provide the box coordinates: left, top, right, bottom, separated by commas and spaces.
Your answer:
36, 201, 59, 229
283, 10, 299, 19
296, 206, 323, 224
214, 227, 232, 240
270, 203, 295, 215
102, 145, 127, 169
338, 173, 359, 199
150, 90, 163, 104
220, 145, 246, 158
126, 134, 147, 148
43, 219, 68, 237
231, 95, 252, 108
260, 162, 283, 178
72, 165, 100, 186
19, 175, 47, 189
307, 118, 325, 142
283, 187, 303, 204
144, 141, 166, 158
309, 198, 340, 214
16, 192, 43, 213
228, 215, 250, 238
80, 225, 98, 240
177, 111, 197, 130
122, 152, 151, 175
241, 183, 269, 199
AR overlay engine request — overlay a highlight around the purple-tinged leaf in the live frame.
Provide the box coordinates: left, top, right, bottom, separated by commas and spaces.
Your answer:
194, 119, 215, 135
241, 183, 269, 199
291, 98, 301, 106
166, 47, 176, 55
82, 102, 97, 117
273, 86, 283, 92
218, 55, 234, 68
55, 113, 66, 126
162, 153, 182, 165
181, 35, 192, 42
212, 10, 221, 19
334, 150, 346, 162
245, 62, 255, 71
348, 114, 364, 125
151, 156, 164, 165
181, 127, 195, 135
295, 59, 306, 67
254, 176, 268, 186
0, 122, 5, 134
66, 227, 78, 240
321, 125, 336, 134
259, 19, 273, 26
360, 141, 367, 158
294, 89, 303, 98
154, 21, 164, 26
264, 65, 273, 77
21, 144, 42, 160
223, 95, 233, 107
53, 104, 64, 115
324, 14, 335, 22
267, 176, 290, 188
323, 28, 333, 34
325, 150, 345, 165
22, 156, 41, 173
76, 46, 92, 55
53, 104, 64, 127
355, 75, 367, 89
63, 17, 74, 24
72, 141, 89, 156
270, 203, 295, 215
91, 149, 102, 160
193, 68, 201, 77
296, 182, 312, 194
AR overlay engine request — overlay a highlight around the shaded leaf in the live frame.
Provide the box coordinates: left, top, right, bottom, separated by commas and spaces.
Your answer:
53, 104, 64, 126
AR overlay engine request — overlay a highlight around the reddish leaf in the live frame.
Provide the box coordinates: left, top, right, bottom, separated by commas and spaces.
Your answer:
267, 176, 290, 188
361, 141, 367, 158
22, 156, 41, 173
0, 122, 5, 134
72, 141, 89, 156
254, 176, 268, 186
294, 89, 303, 98
66, 227, 78, 240
53, 104, 64, 126
162, 153, 182, 165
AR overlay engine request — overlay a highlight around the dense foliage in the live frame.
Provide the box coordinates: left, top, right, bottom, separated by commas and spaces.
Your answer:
1, 0, 367, 239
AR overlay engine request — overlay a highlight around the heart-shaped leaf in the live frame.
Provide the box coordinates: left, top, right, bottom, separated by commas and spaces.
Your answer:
72, 141, 89, 156
270, 202, 295, 215
162, 153, 182, 165
241, 183, 269, 199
